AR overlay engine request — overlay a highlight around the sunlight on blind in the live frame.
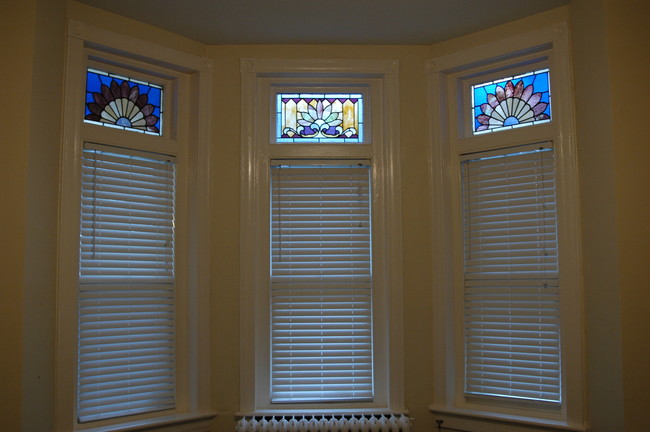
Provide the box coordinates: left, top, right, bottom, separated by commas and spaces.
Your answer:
77, 145, 176, 422
270, 162, 374, 403
461, 145, 561, 404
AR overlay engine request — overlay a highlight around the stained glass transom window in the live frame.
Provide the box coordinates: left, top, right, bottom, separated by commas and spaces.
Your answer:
84, 69, 163, 135
472, 69, 551, 134
277, 93, 363, 143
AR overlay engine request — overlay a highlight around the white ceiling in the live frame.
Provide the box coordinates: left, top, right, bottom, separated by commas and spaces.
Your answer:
76, 0, 570, 45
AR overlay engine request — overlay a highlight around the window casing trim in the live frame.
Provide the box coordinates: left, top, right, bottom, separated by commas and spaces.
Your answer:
56, 20, 214, 431
427, 22, 584, 430
240, 58, 404, 414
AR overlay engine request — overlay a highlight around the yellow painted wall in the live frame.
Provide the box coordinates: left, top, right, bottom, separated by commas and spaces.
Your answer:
569, 0, 626, 430
569, 1, 650, 430
20, 0, 66, 430
0, 1, 36, 429
604, 1, 650, 430
5, 0, 648, 431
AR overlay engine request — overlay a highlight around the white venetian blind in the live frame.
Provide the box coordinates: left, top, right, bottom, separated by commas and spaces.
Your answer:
461, 144, 561, 404
77, 144, 177, 422
270, 161, 374, 403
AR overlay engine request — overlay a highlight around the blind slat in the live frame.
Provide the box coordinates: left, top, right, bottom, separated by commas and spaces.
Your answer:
461, 147, 561, 404
270, 162, 374, 403
77, 146, 177, 423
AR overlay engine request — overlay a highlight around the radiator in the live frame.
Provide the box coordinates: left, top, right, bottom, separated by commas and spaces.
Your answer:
236, 413, 411, 432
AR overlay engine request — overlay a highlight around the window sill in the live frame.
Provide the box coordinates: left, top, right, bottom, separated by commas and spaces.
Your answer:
237, 408, 409, 417
76, 412, 218, 432
428, 405, 586, 432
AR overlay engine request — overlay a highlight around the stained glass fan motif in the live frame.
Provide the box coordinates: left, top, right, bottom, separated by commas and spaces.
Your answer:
472, 69, 551, 134
277, 94, 363, 143
84, 69, 163, 135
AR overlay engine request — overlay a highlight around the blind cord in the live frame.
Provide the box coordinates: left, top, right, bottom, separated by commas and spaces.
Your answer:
90, 151, 98, 260
276, 166, 283, 262
436, 419, 475, 432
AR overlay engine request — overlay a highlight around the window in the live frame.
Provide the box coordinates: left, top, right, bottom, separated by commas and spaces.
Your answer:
77, 145, 177, 422
270, 161, 373, 404
84, 68, 164, 135
461, 144, 561, 404
276, 93, 364, 142
56, 21, 213, 431
471, 68, 551, 134
239, 59, 405, 421
428, 23, 584, 431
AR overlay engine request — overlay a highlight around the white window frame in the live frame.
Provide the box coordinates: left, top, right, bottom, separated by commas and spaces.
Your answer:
56, 21, 214, 432
239, 58, 405, 415
427, 23, 585, 431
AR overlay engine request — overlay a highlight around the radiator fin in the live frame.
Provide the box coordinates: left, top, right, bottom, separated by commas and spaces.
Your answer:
236, 413, 411, 432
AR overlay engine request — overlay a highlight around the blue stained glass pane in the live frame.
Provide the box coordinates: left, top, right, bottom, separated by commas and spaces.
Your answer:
473, 86, 487, 105
276, 93, 363, 143
471, 69, 551, 134
84, 69, 163, 135
532, 75, 549, 93
145, 87, 162, 107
